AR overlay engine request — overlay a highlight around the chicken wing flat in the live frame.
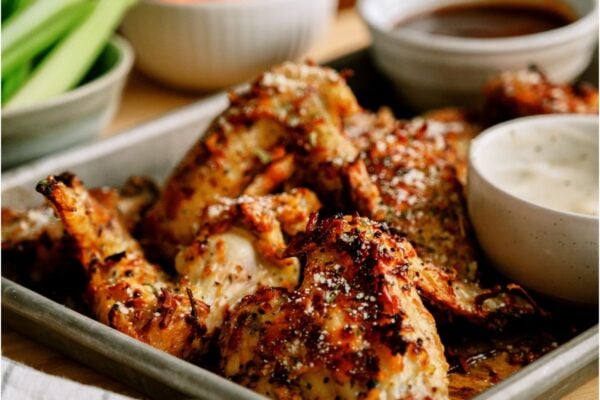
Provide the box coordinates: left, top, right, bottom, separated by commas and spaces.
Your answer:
144, 62, 361, 260
36, 173, 209, 359
342, 109, 537, 325
483, 67, 599, 123
220, 214, 449, 399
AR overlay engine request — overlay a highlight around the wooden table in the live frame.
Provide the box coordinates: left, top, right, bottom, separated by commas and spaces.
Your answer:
2, 7, 598, 400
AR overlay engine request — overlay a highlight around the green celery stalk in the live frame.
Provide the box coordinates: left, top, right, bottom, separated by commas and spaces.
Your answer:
2, 0, 81, 54
2, 0, 34, 23
2, 62, 30, 103
8, 0, 137, 108
2, 2, 93, 78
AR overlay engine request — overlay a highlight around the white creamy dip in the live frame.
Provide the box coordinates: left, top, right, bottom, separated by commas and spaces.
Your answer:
481, 125, 598, 216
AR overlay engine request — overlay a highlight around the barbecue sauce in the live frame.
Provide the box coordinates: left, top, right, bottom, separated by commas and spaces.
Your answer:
396, 2, 577, 38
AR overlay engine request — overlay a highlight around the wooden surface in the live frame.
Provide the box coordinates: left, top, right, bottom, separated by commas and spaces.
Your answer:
2, 7, 597, 400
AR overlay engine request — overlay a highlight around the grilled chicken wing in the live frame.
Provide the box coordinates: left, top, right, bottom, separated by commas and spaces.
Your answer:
343, 112, 537, 325
175, 188, 321, 332
2, 176, 159, 289
483, 67, 599, 123
36, 172, 321, 358
144, 62, 361, 260
220, 214, 449, 399
144, 61, 539, 327
36, 173, 208, 359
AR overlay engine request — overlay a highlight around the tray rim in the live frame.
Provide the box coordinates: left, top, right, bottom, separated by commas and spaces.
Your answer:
2, 53, 598, 400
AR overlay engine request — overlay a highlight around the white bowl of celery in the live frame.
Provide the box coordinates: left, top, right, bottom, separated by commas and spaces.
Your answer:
1, 0, 136, 170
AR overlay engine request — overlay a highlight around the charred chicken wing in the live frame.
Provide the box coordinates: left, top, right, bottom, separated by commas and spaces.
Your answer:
483, 67, 599, 123
220, 214, 449, 399
36, 173, 208, 359
36, 173, 320, 358
343, 111, 537, 325
144, 62, 360, 260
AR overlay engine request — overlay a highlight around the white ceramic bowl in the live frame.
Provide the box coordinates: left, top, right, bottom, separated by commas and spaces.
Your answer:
467, 115, 599, 304
358, 0, 599, 111
1, 36, 134, 170
120, 0, 337, 91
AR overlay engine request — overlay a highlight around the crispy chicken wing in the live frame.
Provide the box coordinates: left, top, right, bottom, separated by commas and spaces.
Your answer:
343, 112, 537, 325
175, 188, 321, 332
36, 172, 321, 358
220, 214, 449, 399
2, 176, 159, 289
146, 63, 359, 257
483, 67, 599, 123
36, 173, 208, 359
144, 62, 361, 260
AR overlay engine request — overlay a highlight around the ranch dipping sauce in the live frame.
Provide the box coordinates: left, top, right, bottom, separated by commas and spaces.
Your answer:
483, 125, 598, 216
395, 1, 577, 38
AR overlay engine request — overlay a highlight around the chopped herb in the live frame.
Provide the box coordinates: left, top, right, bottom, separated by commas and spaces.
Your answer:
254, 147, 272, 164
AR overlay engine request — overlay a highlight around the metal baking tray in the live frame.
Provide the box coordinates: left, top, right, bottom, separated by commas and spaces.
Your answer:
2, 50, 599, 400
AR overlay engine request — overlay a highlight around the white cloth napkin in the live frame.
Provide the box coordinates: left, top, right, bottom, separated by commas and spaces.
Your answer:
1, 357, 136, 400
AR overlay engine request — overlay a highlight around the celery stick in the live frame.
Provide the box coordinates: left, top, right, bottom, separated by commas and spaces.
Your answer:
2, 0, 34, 23
2, 0, 81, 54
2, 62, 30, 103
8, 0, 136, 108
2, 2, 92, 78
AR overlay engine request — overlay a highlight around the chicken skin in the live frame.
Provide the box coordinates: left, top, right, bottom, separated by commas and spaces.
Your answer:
220, 214, 449, 400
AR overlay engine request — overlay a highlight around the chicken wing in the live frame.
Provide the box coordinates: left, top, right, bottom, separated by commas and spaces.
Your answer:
347, 112, 538, 325
483, 67, 599, 124
175, 188, 321, 332
2, 176, 159, 291
219, 214, 449, 400
144, 62, 361, 260
36, 172, 321, 358
36, 173, 209, 359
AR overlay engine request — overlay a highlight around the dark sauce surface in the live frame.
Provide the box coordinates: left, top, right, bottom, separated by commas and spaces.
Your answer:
396, 2, 577, 38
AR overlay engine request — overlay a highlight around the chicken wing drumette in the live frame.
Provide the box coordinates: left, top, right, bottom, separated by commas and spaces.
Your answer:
219, 214, 449, 400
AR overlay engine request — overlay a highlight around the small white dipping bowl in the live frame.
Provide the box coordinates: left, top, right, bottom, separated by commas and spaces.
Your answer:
120, 0, 337, 91
358, 0, 599, 110
1, 36, 133, 170
468, 115, 599, 304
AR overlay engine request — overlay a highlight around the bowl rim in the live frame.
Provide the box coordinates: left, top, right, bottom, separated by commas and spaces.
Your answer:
2, 35, 134, 118
358, 0, 599, 54
468, 114, 599, 222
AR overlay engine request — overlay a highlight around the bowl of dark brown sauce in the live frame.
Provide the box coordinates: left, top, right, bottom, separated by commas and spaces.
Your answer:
358, 0, 598, 110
